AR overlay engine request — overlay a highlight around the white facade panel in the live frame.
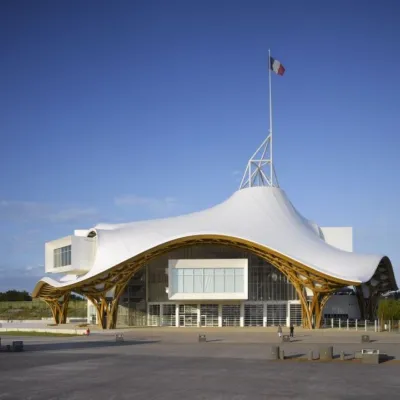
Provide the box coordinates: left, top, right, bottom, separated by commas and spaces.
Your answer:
45, 235, 96, 275
168, 259, 248, 300
321, 227, 353, 252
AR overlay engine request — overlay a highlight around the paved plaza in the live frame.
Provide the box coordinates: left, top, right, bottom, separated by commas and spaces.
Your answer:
1, 328, 400, 399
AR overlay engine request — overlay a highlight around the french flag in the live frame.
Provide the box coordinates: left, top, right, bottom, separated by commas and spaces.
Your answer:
270, 57, 285, 76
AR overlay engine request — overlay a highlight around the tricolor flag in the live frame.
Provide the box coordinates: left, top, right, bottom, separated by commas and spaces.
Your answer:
270, 57, 285, 76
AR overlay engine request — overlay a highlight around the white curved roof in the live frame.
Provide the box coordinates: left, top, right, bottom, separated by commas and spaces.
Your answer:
34, 186, 390, 294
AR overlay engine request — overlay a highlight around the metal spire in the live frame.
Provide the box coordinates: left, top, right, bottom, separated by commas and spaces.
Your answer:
239, 49, 279, 189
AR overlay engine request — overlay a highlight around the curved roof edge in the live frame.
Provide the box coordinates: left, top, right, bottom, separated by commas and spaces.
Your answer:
32, 187, 398, 297
32, 233, 396, 298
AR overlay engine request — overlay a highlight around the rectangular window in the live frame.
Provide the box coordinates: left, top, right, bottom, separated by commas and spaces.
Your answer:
203, 269, 214, 293
225, 274, 235, 292
53, 245, 72, 268
171, 267, 245, 294
183, 275, 193, 293
193, 273, 203, 292
234, 274, 244, 292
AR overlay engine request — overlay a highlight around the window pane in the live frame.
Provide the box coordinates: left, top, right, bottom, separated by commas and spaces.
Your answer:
194, 268, 203, 276
214, 275, 224, 292
225, 275, 235, 292
234, 268, 244, 276
177, 269, 184, 276
235, 274, 244, 293
184, 269, 193, 276
204, 269, 214, 276
203, 274, 214, 293
183, 276, 193, 293
178, 275, 184, 292
194, 275, 203, 292
171, 269, 178, 292
214, 268, 224, 275
225, 268, 235, 276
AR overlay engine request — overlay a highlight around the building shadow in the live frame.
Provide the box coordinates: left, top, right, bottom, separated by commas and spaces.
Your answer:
22, 339, 159, 352
284, 353, 304, 360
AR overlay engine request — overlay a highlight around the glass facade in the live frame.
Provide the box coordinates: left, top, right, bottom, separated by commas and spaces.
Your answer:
54, 245, 72, 268
117, 243, 300, 327
248, 260, 298, 301
172, 267, 244, 294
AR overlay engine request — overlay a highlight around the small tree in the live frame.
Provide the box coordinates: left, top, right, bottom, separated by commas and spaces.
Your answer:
377, 299, 400, 330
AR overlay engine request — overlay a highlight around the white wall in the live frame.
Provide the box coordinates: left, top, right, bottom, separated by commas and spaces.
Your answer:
45, 235, 96, 275
320, 227, 353, 252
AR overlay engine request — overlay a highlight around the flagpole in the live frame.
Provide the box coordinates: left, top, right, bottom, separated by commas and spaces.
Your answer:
268, 49, 273, 186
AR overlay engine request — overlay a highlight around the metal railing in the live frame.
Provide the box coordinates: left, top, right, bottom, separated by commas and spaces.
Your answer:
322, 318, 400, 332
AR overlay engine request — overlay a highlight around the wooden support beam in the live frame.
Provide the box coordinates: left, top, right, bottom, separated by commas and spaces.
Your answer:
43, 292, 71, 325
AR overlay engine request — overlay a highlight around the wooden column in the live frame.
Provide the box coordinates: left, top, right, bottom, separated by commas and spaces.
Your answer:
43, 292, 71, 325
86, 295, 105, 328
314, 293, 331, 329
86, 281, 129, 329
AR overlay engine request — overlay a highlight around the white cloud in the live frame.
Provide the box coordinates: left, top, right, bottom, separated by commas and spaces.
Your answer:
114, 194, 178, 213
0, 264, 43, 277
0, 200, 98, 224
49, 207, 98, 223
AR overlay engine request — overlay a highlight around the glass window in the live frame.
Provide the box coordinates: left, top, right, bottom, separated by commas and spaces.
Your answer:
183, 275, 193, 292
225, 274, 235, 292
171, 266, 247, 294
203, 273, 214, 292
214, 275, 224, 292
194, 274, 203, 292
234, 268, 244, 276
53, 245, 71, 268
234, 274, 244, 292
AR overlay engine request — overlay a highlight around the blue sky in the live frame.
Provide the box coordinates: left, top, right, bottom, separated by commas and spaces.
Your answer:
0, 0, 399, 291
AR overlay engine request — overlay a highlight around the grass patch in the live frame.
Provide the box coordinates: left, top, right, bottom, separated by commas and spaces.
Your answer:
0, 331, 79, 337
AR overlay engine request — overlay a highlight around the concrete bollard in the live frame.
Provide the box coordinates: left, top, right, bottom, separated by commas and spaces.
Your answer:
319, 346, 333, 361
361, 349, 380, 364
115, 334, 124, 343
279, 349, 285, 360
340, 351, 345, 360
281, 335, 290, 343
361, 335, 370, 343
12, 341, 24, 352
198, 334, 206, 343
268, 345, 279, 360
308, 350, 313, 361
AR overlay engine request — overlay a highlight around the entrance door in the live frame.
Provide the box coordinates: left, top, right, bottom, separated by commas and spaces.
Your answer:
244, 304, 263, 326
148, 304, 160, 326
179, 304, 198, 327
289, 303, 302, 327
200, 304, 218, 327
266, 304, 287, 326
222, 305, 240, 326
